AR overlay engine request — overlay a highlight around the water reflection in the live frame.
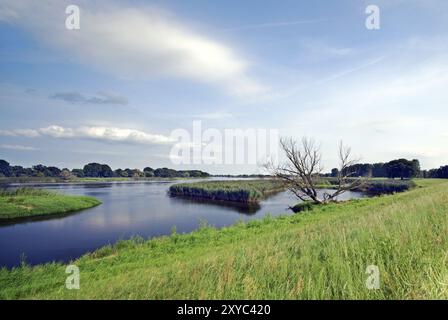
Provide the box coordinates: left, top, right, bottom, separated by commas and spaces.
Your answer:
169, 195, 261, 215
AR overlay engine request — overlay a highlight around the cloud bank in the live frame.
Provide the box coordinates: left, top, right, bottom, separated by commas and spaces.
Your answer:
0, 125, 175, 145
0, 0, 265, 96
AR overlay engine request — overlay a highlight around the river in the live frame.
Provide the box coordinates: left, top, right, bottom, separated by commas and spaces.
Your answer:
0, 179, 365, 268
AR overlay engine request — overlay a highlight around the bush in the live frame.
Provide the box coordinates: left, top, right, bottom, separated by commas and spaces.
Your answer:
290, 201, 316, 213
362, 180, 416, 195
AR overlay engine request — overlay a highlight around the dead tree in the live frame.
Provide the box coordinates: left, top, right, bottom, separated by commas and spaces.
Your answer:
267, 137, 365, 204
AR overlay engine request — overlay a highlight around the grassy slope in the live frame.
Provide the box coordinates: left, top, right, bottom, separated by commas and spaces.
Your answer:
0, 189, 101, 221
1, 179, 447, 299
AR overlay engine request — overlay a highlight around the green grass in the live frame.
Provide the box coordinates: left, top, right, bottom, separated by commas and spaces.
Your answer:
0, 188, 101, 221
0, 179, 447, 299
169, 179, 285, 203
289, 201, 316, 213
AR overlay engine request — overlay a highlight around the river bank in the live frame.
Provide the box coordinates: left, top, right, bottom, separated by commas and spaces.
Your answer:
1, 179, 445, 299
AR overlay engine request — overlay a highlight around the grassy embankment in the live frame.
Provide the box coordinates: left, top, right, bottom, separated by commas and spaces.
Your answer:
169, 179, 285, 203
1, 179, 447, 299
0, 188, 101, 222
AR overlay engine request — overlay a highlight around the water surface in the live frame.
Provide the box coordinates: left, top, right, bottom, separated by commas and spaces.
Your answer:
0, 180, 365, 268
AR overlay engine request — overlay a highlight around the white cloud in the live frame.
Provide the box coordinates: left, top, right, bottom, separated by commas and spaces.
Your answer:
0, 125, 175, 145
0, 0, 265, 96
0, 144, 37, 151
0, 128, 40, 138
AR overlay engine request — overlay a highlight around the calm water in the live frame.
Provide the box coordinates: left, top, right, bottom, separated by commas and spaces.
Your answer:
0, 179, 365, 268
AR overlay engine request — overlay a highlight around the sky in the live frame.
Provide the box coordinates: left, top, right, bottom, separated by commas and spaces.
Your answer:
0, 0, 447, 174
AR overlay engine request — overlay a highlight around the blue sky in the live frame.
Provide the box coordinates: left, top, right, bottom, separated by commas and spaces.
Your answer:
1, 0, 447, 174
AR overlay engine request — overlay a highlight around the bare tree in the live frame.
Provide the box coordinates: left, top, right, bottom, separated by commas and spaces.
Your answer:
266, 137, 365, 205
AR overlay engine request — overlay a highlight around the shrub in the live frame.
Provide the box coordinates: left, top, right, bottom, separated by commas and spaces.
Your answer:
290, 201, 316, 213
362, 180, 416, 195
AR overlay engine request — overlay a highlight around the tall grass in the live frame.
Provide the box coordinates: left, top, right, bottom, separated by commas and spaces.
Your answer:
0, 187, 101, 221
361, 179, 416, 195
0, 187, 55, 197
324, 178, 416, 195
1, 179, 447, 299
169, 180, 285, 203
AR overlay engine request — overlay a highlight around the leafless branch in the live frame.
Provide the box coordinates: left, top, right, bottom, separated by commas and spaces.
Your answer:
267, 137, 367, 205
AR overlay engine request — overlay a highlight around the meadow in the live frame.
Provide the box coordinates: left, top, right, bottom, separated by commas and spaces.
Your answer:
0, 179, 447, 299
169, 179, 285, 203
0, 188, 101, 221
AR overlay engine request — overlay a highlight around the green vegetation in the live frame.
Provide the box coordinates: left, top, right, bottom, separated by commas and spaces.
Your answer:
424, 165, 448, 179
321, 178, 416, 195
329, 158, 421, 179
289, 201, 316, 213
360, 179, 416, 195
169, 179, 284, 203
1, 179, 447, 299
0, 159, 210, 180
0, 188, 101, 221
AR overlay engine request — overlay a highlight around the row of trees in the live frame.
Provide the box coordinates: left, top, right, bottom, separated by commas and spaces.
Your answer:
0, 160, 210, 179
329, 159, 421, 180
422, 165, 448, 179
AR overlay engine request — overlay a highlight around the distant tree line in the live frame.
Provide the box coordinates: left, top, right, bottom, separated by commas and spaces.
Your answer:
422, 165, 448, 179
0, 160, 210, 179
329, 158, 422, 180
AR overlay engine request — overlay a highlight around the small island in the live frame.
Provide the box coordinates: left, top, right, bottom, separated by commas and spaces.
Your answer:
169, 180, 285, 203
0, 188, 101, 222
